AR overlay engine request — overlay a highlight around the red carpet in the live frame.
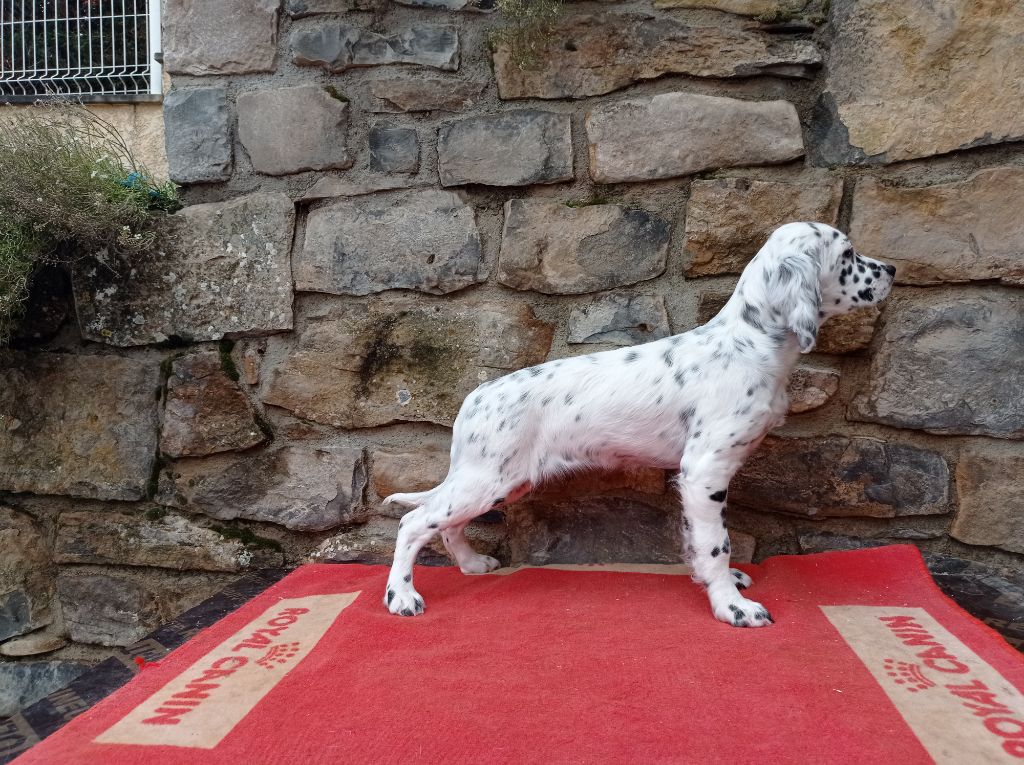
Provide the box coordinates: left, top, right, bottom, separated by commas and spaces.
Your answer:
14, 546, 1024, 764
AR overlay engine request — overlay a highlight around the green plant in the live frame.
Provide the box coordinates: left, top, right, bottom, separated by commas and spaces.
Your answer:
489, 0, 563, 71
0, 101, 180, 344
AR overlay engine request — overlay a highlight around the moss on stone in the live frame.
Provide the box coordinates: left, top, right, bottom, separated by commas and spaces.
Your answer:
218, 338, 240, 382
324, 85, 349, 103
210, 523, 283, 552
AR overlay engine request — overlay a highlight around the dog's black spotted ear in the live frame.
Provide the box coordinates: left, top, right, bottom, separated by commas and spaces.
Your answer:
779, 254, 821, 354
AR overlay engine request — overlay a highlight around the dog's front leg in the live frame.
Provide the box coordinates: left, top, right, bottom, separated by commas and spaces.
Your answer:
678, 457, 773, 628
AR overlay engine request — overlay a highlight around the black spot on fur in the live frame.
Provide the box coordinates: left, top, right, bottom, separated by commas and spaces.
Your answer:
387, 589, 395, 605
662, 349, 674, 367
741, 303, 763, 331
710, 489, 727, 502
858, 288, 874, 301
832, 230, 840, 239
403, 574, 411, 583
564, 393, 574, 405
711, 547, 721, 557
492, 497, 505, 507
674, 370, 687, 386
519, 391, 529, 403
429, 523, 438, 529
625, 351, 639, 362
542, 396, 552, 407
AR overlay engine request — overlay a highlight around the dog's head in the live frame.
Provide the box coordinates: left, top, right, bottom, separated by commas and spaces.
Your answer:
744, 222, 896, 354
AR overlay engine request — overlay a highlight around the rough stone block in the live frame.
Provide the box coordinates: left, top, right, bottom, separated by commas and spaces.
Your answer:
238, 85, 353, 176
0, 353, 158, 501
298, 176, 426, 202
163, 0, 280, 75
849, 290, 1024, 438
822, 0, 1024, 162
161, 351, 266, 458
370, 77, 487, 113
369, 124, 420, 173
586, 92, 803, 183
163, 87, 233, 184
371, 446, 449, 500
291, 22, 459, 72
295, 189, 482, 296
786, 365, 840, 414
286, 0, 350, 16
57, 574, 162, 647
261, 300, 554, 428
55, 511, 280, 572
504, 498, 679, 565
950, 447, 1024, 554
0, 508, 53, 642
498, 200, 669, 294
156, 446, 367, 532
438, 111, 573, 187
567, 294, 671, 345
73, 193, 295, 346
653, 0, 803, 12
683, 178, 843, 277
394, 0, 495, 10
731, 436, 951, 517
0, 632, 67, 658
850, 168, 1024, 286
494, 13, 821, 99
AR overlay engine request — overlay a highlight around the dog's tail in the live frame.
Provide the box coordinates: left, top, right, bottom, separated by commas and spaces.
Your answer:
382, 487, 440, 508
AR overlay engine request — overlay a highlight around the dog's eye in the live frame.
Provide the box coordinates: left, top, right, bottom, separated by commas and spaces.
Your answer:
842, 248, 854, 260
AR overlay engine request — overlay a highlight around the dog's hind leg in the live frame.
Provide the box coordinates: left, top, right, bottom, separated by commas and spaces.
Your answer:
441, 523, 500, 574
384, 503, 439, 616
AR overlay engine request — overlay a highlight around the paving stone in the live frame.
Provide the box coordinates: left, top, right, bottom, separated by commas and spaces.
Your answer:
163, 0, 280, 75
238, 85, 353, 176
567, 294, 671, 345
262, 299, 554, 428
73, 193, 295, 346
370, 77, 487, 113
369, 124, 419, 173
822, 0, 1024, 162
683, 177, 843, 277
160, 351, 266, 458
156, 446, 367, 532
0, 508, 52, 642
950, 447, 1024, 554
54, 511, 281, 572
0, 353, 158, 501
0, 662, 90, 717
494, 13, 821, 99
498, 200, 669, 294
438, 110, 573, 187
586, 92, 803, 183
291, 22, 459, 72
295, 189, 482, 296
849, 290, 1024, 438
850, 168, 1024, 286
731, 435, 951, 518
163, 87, 233, 184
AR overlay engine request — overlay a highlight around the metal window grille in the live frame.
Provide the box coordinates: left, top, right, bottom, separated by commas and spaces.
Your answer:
0, 0, 161, 100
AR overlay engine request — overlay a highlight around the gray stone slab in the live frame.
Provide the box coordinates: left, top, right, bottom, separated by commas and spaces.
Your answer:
163, 0, 280, 75
291, 21, 459, 72
156, 446, 367, 532
370, 77, 487, 113
849, 290, 1024, 438
950, 447, 1024, 554
163, 87, 233, 184
73, 193, 295, 346
498, 199, 669, 294
238, 85, 353, 176
438, 110, 573, 187
567, 294, 671, 345
0, 662, 90, 717
369, 124, 420, 173
57, 573, 162, 647
295, 189, 482, 296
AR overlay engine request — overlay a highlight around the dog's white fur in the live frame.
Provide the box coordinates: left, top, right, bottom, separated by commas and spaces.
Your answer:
383, 222, 896, 626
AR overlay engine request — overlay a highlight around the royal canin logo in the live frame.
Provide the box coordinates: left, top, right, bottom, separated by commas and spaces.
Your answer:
879, 615, 1024, 759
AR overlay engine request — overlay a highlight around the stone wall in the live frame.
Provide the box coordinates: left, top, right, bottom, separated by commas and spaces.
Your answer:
2, 0, 1024, 695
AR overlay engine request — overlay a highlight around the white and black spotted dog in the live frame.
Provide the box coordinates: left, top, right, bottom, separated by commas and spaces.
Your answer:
383, 222, 896, 627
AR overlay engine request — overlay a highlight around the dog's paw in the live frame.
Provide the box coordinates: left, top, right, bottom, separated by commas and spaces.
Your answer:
458, 553, 501, 575
384, 584, 425, 617
730, 568, 752, 590
713, 596, 773, 628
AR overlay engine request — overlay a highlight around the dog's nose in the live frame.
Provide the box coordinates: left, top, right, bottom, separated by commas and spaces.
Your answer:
882, 263, 896, 276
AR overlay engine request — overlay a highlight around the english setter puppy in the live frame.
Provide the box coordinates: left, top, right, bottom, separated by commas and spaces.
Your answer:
383, 222, 896, 627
